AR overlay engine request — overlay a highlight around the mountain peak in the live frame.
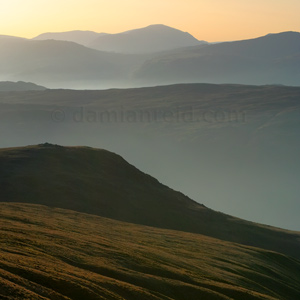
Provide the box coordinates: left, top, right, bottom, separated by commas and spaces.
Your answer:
138, 24, 180, 30
265, 30, 300, 36
89, 24, 205, 53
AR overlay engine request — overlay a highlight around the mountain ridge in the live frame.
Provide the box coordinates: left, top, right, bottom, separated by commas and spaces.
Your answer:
33, 30, 107, 46
88, 24, 206, 53
0, 81, 47, 91
134, 31, 300, 86
1, 143, 300, 261
31, 24, 206, 53
0, 38, 142, 88
1, 29, 300, 88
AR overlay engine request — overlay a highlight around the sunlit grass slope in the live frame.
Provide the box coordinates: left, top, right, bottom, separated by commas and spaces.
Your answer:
1, 203, 300, 300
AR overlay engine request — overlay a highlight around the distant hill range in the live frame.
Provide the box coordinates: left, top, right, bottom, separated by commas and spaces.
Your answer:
33, 30, 107, 47
0, 81, 46, 91
134, 31, 300, 86
0, 27, 299, 88
33, 25, 206, 53
0, 34, 26, 41
0, 37, 140, 88
1, 143, 300, 261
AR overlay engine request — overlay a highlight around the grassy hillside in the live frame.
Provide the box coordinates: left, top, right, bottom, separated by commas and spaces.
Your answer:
1, 144, 300, 261
1, 203, 300, 300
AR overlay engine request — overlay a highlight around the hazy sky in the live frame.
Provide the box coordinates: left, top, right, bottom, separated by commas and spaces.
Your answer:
1, 0, 300, 41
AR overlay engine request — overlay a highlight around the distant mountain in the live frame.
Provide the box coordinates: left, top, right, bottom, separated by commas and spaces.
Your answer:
0, 81, 46, 91
89, 24, 207, 53
1, 143, 300, 260
0, 34, 26, 41
33, 30, 107, 46
1, 203, 300, 300
134, 31, 300, 86
31, 25, 206, 53
0, 38, 144, 88
1, 30, 300, 87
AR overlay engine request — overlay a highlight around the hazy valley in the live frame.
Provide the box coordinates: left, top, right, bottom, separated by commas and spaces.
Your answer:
1, 20, 300, 300
0, 83, 299, 230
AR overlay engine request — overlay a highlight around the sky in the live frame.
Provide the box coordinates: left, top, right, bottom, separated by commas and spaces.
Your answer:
0, 0, 300, 42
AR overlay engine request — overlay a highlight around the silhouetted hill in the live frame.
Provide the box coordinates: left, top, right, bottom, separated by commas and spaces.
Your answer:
89, 24, 206, 53
33, 30, 107, 46
1, 203, 300, 299
1, 143, 300, 260
134, 31, 300, 86
0, 81, 46, 91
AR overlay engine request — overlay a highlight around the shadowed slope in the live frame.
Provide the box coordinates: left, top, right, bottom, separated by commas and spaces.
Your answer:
0, 144, 300, 260
0, 143, 204, 228
0, 203, 300, 300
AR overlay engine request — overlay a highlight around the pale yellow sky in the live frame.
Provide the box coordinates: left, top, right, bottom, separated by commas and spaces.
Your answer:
0, 0, 299, 42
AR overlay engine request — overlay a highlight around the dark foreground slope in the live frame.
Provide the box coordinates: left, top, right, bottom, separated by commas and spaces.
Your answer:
1, 144, 300, 261
1, 203, 300, 300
